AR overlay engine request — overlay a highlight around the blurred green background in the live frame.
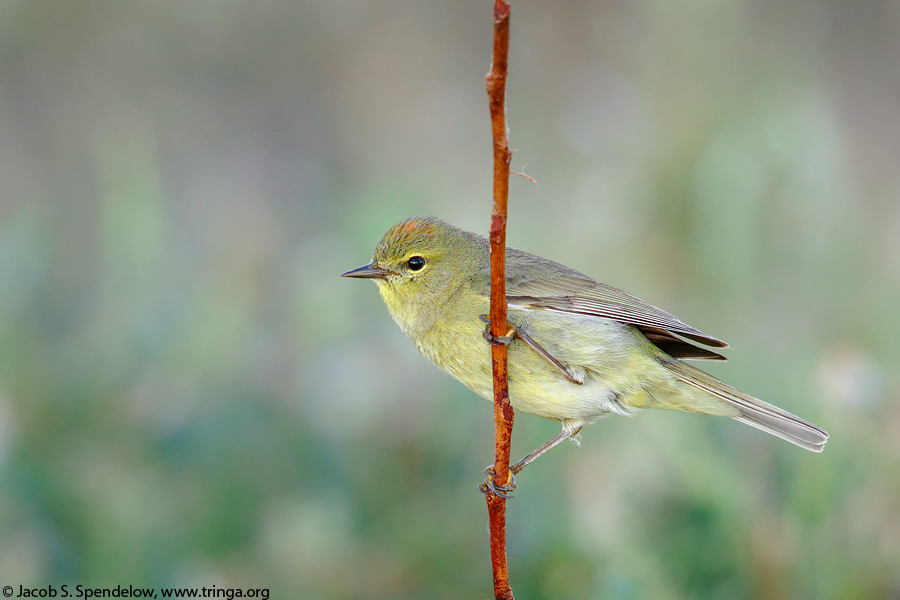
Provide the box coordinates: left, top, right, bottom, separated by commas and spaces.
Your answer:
1, 1, 898, 598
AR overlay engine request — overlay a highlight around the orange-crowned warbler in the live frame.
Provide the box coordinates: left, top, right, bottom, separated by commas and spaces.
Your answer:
343, 217, 828, 488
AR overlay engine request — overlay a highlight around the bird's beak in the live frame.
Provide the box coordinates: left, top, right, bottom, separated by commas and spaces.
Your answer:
341, 261, 391, 280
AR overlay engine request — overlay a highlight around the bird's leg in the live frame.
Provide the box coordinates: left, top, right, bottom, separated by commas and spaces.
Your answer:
510, 421, 583, 474
479, 314, 584, 385
478, 314, 584, 494
477, 312, 517, 498
480, 421, 584, 496
479, 465, 517, 499
479, 314, 516, 346
513, 327, 585, 385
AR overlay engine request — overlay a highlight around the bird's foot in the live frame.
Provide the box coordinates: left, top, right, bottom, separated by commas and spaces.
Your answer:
479, 464, 517, 498
479, 314, 516, 347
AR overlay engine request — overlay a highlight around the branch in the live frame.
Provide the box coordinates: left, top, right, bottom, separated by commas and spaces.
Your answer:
485, 1, 514, 599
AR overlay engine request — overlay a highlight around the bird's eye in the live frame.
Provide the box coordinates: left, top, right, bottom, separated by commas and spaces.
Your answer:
407, 256, 426, 271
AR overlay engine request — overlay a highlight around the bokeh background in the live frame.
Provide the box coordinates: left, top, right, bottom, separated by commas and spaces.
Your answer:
1, 1, 898, 598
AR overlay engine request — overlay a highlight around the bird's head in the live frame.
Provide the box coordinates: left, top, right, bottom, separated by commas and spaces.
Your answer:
342, 216, 484, 336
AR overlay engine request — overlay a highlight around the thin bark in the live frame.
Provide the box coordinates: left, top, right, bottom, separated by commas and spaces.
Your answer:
485, 1, 515, 599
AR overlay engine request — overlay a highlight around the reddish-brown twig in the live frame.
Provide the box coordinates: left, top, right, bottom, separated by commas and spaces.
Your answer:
485, 1, 515, 599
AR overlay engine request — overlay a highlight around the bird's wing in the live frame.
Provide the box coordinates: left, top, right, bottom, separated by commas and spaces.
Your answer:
635, 326, 726, 360
477, 247, 728, 353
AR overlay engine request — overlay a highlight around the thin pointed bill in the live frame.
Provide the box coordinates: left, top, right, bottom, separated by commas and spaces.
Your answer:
341, 261, 390, 279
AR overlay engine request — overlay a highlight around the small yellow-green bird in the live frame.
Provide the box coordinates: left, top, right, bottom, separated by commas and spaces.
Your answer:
343, 217, 828, 481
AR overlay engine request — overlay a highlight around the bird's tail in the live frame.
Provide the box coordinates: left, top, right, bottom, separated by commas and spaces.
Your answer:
660, 358, 828, 452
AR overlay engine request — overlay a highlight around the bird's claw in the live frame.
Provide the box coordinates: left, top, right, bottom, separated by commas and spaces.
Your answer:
479, 464, 517, 498
479, 314, 516, 347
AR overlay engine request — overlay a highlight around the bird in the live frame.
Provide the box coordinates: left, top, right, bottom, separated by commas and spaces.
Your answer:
343, 217, 828, 489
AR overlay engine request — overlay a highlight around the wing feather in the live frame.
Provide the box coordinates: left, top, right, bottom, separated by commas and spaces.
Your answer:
471, 245, 727, 352
660, 358, 828, 451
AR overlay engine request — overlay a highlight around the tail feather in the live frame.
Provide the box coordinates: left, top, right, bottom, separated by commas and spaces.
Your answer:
660, 358, 828, 452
